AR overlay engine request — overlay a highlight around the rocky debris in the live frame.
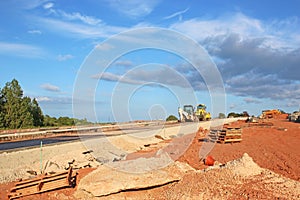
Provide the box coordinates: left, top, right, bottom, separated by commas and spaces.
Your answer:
74, 153, 300, 200
75, 157, 195, 198
26, 170, 37, 176
154, 135, 165, 140
111, 152, 174, 173
141, 154, 300, 200
43, 160, 62, 174
82, 150, 94, 154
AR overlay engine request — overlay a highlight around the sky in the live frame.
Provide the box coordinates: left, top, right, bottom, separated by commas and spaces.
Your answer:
0, 0, 299, 122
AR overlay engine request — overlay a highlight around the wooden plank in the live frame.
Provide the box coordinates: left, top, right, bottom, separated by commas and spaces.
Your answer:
8, 168, 75, 200
9, 181, 70, 199
12, 173, 68, 191
218, 138, 242, 144
14, 171, 68, 186
219, 133, 242, 137
219, 137, 241, 141
9, 181, 69, 199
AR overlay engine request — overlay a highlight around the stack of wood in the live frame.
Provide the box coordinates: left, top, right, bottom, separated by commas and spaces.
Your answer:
208, 127, 242, 144
8, 167, 76, 200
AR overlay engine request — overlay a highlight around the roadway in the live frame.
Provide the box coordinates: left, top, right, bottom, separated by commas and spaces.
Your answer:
0, 118, 243, 153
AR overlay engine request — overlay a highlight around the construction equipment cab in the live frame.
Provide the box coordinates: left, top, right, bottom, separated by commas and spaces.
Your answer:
178, 105, 198, 122
195, 104, 211, 121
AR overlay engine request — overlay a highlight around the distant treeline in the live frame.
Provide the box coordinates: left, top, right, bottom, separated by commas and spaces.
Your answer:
0, 79, 92, 129
227, 111, 250, 118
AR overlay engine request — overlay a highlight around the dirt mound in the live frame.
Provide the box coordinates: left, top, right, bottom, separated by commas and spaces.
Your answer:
224, 153, 263, 177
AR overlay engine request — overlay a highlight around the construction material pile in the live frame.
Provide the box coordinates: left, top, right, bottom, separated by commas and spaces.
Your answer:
8, 168, 76, 200
209, 127, 242, 144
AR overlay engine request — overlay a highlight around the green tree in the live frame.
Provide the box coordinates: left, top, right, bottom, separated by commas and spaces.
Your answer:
166, 115, 178, 121
227, 112, 239, 118
0, 88, 5, 128
57, 116, 75, 126
43, 115, 58, 126
31, 98, 44, 126
19, 96, 34, 128
227, 112, 247, 118
1, 79, 45, 129
2, 79, 24, 128
218, 113, 226, 119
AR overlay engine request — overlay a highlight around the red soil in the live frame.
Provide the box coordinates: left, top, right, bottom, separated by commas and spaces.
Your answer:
1, 118, 299, 199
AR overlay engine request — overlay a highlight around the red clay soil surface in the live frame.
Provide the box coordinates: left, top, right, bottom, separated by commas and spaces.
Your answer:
129, 118, 300, 181
1, 118, 299, 199
210, 119, 300, 181
120, 118, 300, 199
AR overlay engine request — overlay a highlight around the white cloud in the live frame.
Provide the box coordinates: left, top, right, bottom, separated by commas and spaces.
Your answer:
35, 17, 126, 39
36, 96, 73, 105
164, 7, 189, 21
40, 83, 60, 92
169, 13, 300, 103
171, 13, 264, 41
92, 72, 146, 85
0, 42, 45, 58
114, 60, 134, 67
105, 0, 161, 18
243, 98, 262, 104
92, 66, 193, 89
36, 96, 51, 102
58, 10, 102, 25
43, 5, 101, 25
43, 2, 54, 9
28, 29, 42, 34
171, 13, 299, 50
57, 54, 74, 61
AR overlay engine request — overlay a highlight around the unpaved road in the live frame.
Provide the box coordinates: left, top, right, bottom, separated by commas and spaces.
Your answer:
0, 118, 240, 152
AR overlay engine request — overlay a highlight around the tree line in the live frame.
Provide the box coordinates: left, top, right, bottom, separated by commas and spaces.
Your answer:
0, 79, 90, 129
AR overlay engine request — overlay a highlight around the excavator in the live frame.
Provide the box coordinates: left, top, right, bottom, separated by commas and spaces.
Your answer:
178, 104, 211, 122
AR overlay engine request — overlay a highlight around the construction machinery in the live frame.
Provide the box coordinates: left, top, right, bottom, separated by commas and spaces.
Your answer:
178, 105, 198, 122
195, 104, 211, 121
260, 109, 281, 119
289, 111, 300, 122
178, 104, 211, 122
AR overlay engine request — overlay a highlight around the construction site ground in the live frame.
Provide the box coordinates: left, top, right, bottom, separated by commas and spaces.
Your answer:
0, 118, 300, 199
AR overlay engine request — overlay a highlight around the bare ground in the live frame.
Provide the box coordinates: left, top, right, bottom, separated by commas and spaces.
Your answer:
1, 118, 300, 199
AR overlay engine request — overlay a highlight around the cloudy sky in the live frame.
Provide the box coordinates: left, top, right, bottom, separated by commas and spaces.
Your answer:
0, 0, 299, 122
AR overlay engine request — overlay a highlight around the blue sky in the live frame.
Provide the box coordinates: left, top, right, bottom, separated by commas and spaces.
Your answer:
0, 0, 299, 122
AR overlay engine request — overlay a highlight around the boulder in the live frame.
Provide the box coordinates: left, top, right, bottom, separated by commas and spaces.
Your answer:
75, 156, 194, 198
